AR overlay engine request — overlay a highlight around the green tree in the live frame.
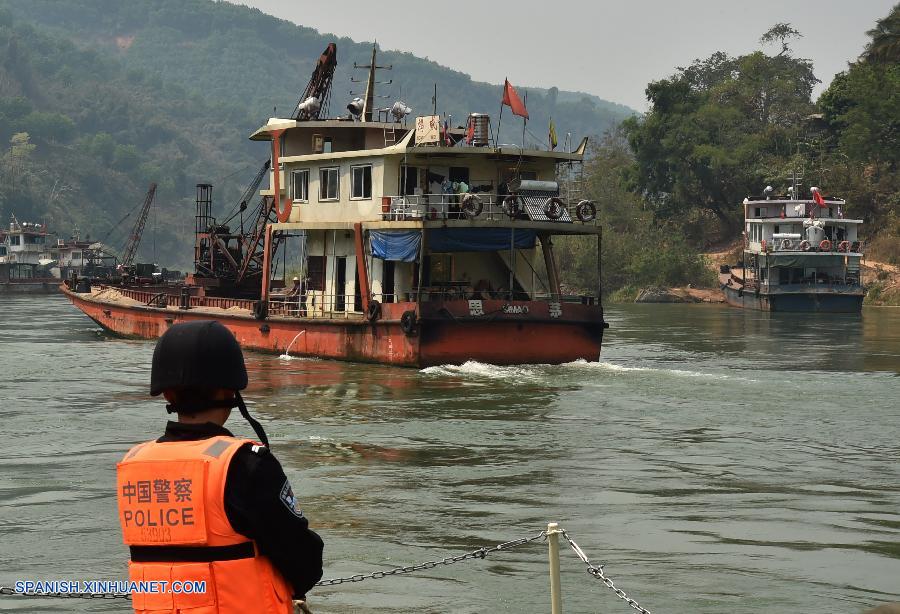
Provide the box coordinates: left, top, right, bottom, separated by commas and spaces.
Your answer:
623, 26, 818, 237
862, 3, 900, 64
817, 4, 900, 241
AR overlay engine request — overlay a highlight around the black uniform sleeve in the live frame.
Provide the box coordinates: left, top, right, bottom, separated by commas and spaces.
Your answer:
224, 444, 324, 598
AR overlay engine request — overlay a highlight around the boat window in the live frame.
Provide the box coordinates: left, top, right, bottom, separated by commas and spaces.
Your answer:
10, 236, 20, 246
319, 167, 339, 201
307, 255, 325, 291
335, 256, 347, 311
351, 165, 372, 200
383, 261, 395, 303
291, 169, 309, 202
323, 137, 333, 154
427, 254, 452, 284
449, 167, 470, 185
400, 165, 418, 196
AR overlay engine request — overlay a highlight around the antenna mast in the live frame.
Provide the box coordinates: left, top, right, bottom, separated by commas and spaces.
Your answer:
353, 43, 392, 122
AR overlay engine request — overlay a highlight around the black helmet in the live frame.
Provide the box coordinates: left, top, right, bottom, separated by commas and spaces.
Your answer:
150, 320, 247, 396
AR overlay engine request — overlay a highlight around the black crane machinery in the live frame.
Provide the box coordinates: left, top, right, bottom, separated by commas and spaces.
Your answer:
121, 182, 157, 270
191, 161, 278, 297
292, 43, 337, 121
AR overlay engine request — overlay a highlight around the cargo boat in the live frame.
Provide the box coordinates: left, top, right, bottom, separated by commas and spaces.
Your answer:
1, 217, 57, 293
720, 186, 865, 313
63, 44, 608, 366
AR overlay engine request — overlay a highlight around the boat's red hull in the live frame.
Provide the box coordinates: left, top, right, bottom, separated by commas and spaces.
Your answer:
63, 286, 605, 367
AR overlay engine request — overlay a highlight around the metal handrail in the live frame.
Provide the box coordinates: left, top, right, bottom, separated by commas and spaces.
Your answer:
268, 293, 364, 319
381, 193, 596, 224
754, 239, 865, 254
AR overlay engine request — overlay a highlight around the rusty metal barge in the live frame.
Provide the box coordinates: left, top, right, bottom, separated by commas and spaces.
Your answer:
63, 44, 608, 366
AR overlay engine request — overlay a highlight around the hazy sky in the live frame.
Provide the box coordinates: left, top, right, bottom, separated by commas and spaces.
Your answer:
234, 0, 894, 110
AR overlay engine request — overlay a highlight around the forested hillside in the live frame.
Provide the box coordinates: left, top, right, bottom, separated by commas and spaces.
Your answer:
0, 0, 632, 268
3, 0, 631, 145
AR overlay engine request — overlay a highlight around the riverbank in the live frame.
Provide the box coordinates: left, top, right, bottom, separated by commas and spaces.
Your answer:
862, 260, 900, 305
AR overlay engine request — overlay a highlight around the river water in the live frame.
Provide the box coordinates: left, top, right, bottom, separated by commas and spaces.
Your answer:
1, 294, 898, 614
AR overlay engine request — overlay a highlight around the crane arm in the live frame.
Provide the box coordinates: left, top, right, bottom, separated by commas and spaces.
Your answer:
121, 183, 157, 267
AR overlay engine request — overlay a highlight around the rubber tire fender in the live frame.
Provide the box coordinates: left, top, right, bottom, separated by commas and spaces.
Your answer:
502, 195, 521, 219
575, 200, 596, 222
400, 310, 417, 335
366, 299, 382, 322
461, 194, 483, 218
543, 197, 565, 220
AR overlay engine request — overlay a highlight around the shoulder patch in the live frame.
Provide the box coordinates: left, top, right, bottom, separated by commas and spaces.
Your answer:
279, 479, 304, 518
250, 444, 269, 455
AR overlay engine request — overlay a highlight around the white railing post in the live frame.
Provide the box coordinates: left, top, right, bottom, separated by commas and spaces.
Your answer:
547, 522, 563, 614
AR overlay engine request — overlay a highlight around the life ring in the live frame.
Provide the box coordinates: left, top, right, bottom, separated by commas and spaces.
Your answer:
461, 193, 483, 218
501, 195, 522, 218
780, 238, 793, 250
366, 299, 381, 322
400, 310, 417, 335
819, 239, 832, 251
837, 240, 850, 253
761, 239, 768, 252
543, 197, 565, 220
575, 200, 596, 222
799, 240, 811, 252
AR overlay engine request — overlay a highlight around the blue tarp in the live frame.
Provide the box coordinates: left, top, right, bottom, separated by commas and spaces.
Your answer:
370, 230, 421, 262
427, 228, 537, 252
370, 228, 538, 260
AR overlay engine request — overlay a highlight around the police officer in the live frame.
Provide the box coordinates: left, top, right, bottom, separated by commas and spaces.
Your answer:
117, 320, 323, 613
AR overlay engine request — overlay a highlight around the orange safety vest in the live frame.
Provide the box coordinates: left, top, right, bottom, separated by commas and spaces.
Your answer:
117, 436, 293, 614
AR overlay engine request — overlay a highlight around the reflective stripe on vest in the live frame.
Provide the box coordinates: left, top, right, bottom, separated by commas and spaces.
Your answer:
117, 436, 293, 614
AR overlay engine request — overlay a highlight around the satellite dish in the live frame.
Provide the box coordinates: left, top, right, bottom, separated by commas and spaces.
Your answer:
389, 100, 412, 122
347, 97, 364, 118
764, 185, 774, 199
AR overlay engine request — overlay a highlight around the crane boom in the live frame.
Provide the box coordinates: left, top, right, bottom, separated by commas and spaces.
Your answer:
121, 183, 157, 267
292, 43, 337, 120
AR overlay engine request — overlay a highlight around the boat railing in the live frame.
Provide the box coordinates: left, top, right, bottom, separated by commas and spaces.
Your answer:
268, 289, 597, 319
759, 239, 864, 254
268, 293, 365, 319
380, 193, 597, 224
106, 286, 257, 311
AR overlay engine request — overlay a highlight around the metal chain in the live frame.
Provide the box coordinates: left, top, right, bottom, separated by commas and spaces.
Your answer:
315, 530, 547, 586
561, 530, 651, 614
0, 530, 547, 598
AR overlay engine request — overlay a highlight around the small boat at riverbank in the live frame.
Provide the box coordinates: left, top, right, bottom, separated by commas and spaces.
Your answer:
720, 187, 865, 312
62, 44, 608, 366
0, 218, 57, 294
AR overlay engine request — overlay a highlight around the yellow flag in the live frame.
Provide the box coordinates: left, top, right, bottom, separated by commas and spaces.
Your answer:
548, 118, 558, 150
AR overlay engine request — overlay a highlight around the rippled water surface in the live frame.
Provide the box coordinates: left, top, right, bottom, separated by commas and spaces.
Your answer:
1, 295, 898, 613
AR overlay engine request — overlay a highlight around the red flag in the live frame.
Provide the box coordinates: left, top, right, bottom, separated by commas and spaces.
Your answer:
502, 79, 529, 119
465, 116, 475, 144
812, 188, 825, 206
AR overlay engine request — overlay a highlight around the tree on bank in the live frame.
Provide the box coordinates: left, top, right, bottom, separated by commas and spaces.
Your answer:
621, 25, 818, 241
818, 3, 899, 259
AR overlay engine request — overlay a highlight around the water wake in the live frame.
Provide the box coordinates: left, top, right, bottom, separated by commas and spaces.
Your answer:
421, 358, 735, 382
